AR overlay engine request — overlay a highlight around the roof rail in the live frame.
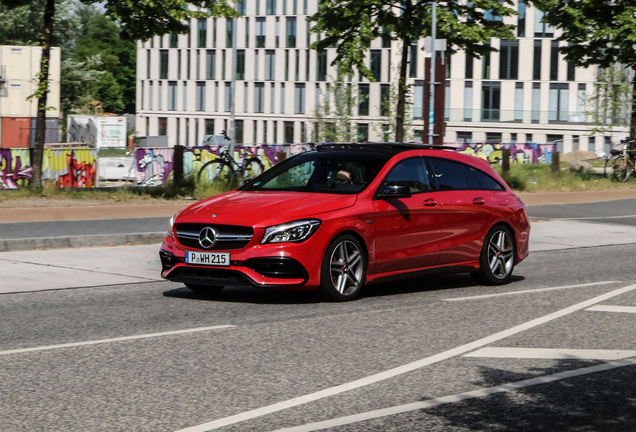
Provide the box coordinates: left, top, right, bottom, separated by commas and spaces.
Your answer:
316, 142, 458, 152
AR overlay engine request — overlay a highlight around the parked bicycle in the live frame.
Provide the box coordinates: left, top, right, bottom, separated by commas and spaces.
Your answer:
197, 146, 264, 185
608, 139, 636, 182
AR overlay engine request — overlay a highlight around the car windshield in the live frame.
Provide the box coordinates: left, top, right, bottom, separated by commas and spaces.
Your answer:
243, 150, 392, 194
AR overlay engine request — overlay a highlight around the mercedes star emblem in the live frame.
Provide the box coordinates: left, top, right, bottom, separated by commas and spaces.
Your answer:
198, 227, 217, 249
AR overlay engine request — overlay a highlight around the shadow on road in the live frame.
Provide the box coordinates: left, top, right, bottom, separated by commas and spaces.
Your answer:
423, 360, 636, 431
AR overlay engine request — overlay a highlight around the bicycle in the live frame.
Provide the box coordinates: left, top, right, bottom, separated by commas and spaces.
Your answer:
609, 139, 636, 182
604, 146, 624, 178
197, 145, 264, 186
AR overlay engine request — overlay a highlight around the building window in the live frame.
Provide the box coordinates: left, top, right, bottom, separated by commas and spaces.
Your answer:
550, 41, 559, 81
245, 17, 249, 48
196, 50, 201, 80
281, 83, 286, 113
382, 26, 391, 48
205, 119, 214, 136
317, 51, 327, 81
141, 81, 144, 110
358, 84, 369, 116
244, 82, 249, 112
170, 33, 178, 48
254, 50, 260, 80
533, 40, 542, 80
237, 50, 245, 80
295, 50, 300, 81
534, 9, 554, 37
588, 136, 595, 152
382, 83, 391, 117
517, 2, 526, 37
276, 17, 280, 47
514, 82, 523, 121
371, 50, 382, 82
457, 131, 472, 143
214, 82, 219, 111
548, 134, 564, 152
409, 43, 417, 78
306, 49, 310, 81
464, 81, 473, 121
183, 81, 188, 111
284, 121, 294, 143
465, 54, 473, 79
255, 83, 265, 113
177, 50, 182, 79
158, 117, 168, 136
149, 81, 154, 109
482, 44, 491, 79
499, 40, 518, 80
160, 50, 168, 79
265, 50, 275, 80
549, 83, 569, 122
357, 123, 369, 142
481, 81, 500, 121
226, 20, 233, 48
295, 83, 305, 114
567, 60, 575, 81
285, 50, 290, 81
225, 82, 231, 112
237, 0, 246, 15
198, 19, 207, 48
286, 17, 296, 48
235, 120, 244, 144
532, 82, 541, 123
256, 18, 266, 47
168, 82, 177, 111
213, 19, 217, 47
486, 132, 502, 142
221, 50, 226, 80
196, 82, 206, 111
158, 82, 163, 110
187, 50, 191, 79
206, 50, 216, 80
267, 0, 276, 14
270, 82, 275, 113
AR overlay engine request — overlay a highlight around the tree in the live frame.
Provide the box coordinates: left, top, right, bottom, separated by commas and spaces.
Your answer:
313, 76, 357, 142
532, 0, 636, 140
584, 64, 633, 137
309, 0, 516, 143
0, 0, 239, 191
373, 67, 415, 142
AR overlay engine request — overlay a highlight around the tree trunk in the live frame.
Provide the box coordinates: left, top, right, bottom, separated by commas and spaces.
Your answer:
630, 73, 636, 141
395, 38, 410, 143
31, 0, 55, 191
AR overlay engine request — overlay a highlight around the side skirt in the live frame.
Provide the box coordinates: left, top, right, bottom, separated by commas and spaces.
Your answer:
368, 265, 477, 285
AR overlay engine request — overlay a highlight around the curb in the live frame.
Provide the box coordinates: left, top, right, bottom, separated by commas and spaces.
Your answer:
0, 232, 166, 252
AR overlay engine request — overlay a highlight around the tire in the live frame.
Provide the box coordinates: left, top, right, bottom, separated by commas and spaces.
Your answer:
197, 160, 234, 185
471, 225, 516, 285
319, 235, 366, 301
241, 158, 264, 180
611, 157, 630, 182
185, 283, 225, 294
604, 154, 621, 178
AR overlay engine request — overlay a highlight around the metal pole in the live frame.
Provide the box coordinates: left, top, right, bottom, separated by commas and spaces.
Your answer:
428, 2, 437, 145
229, 16, 238, 155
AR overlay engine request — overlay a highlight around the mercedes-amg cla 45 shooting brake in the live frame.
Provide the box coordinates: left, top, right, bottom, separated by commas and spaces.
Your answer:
160, 143, 530, 301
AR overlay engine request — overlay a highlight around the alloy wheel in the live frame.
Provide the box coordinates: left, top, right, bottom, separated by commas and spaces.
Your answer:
328, 240, 364, 296
488, 230, 514, 279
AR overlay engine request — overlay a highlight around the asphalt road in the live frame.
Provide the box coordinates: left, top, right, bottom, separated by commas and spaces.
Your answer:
2, 242, 636, 432
528, 197, 636, 226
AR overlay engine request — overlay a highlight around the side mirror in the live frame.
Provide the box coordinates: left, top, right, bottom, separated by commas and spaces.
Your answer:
377, 184, 411, 199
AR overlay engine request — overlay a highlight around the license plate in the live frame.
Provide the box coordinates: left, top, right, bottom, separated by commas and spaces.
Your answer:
186, 251, 230, 266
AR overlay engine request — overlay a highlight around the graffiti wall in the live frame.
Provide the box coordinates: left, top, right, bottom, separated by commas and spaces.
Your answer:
135, 148, 174, 186
447, 142, 557, 164
0, 148, 32, 189
0, 148, 98, 189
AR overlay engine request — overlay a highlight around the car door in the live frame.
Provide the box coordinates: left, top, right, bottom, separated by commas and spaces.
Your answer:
426, 157, 495, 265
373, 156, 442, 274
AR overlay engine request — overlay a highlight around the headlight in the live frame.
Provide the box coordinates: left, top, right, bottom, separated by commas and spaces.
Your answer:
261, 219, 321, 244
168, 215, 176, 238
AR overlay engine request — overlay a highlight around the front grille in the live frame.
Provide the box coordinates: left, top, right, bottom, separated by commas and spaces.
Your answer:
245, 257, 308, 280
167, 267, 255, 286
175, 223, 254, 250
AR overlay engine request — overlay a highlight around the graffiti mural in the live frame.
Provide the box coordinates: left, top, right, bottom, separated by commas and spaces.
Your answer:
0, 148, 32, 189
45, 149, 98, 188
447, 142, 557, 165
135, 148, 174, 186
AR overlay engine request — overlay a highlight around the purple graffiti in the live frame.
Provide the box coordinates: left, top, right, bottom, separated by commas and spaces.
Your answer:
0, 149, 32, 189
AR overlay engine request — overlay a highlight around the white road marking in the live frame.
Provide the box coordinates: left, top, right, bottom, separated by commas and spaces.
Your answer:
464, 347, 636, 360
0, 325, 235, 356
587, 305, 636, 314
443, 281, 619, 302
269, 358, 636, 432
172, 283, 636, 432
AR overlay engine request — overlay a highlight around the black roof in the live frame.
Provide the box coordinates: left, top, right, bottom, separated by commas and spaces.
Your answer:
316, 143, 458, 153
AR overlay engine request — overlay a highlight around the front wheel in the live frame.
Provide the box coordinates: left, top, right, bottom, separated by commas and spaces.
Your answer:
611, 157, 631, 182
319, 235, 366, 301
604, 154, 621, 178
471, 226, 516, 285
241, 158, 264, 180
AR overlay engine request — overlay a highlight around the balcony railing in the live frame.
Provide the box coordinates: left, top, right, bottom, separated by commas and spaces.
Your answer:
444, 108, 629, 126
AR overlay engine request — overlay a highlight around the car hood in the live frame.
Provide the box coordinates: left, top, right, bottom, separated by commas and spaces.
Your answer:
176, 191, 357, 227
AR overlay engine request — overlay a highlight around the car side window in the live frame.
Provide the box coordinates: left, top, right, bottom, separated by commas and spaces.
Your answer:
465, 166, 505, 191
427, 158, 469, 190
381, 157, 432, 193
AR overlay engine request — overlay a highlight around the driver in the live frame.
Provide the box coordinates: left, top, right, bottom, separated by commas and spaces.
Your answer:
336, 170, 353, 185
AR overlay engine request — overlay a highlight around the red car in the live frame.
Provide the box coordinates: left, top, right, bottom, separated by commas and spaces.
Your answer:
159, 144, 530, 301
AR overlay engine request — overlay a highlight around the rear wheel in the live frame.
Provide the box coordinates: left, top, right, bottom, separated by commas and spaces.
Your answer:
197, 160, 234, 185
319, 235, 366, 301
185, 283, 225, 294
611, 157, 631, 182
241, 158, 264, 180
471, 225, 515, 285
604, 154, 621, 178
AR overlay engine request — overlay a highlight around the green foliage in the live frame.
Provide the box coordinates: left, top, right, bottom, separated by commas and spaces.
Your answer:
373, 65, 414, 142
313, 76, 357, 142
309, 0, 517, 141
584, 64, 634, 135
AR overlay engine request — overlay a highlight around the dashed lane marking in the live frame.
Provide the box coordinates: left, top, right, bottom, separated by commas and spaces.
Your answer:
443, 281, 620, 302
0, 325, 235, 356
587, 305, 636, 314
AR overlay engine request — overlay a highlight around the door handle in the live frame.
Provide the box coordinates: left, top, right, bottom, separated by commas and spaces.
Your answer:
473, 197, 485, 205
423, 198, 437, 207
